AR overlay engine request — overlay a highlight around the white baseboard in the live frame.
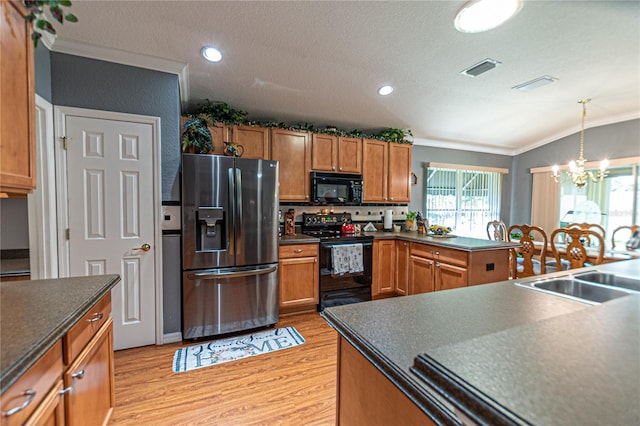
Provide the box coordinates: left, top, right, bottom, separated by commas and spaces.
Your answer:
163, 332, 183, 344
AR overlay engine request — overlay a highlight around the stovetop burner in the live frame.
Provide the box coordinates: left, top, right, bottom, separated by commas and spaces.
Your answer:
301, 213, 373, 242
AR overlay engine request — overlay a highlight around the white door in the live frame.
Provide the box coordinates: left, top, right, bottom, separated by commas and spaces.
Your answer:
64, 115, 156, 350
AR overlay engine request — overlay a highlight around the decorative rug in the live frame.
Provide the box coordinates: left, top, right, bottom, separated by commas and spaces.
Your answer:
172, 326, 305, 373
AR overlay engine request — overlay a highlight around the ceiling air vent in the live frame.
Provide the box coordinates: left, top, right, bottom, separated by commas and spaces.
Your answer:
512, 75, 557, 91
460, 58, 501, 77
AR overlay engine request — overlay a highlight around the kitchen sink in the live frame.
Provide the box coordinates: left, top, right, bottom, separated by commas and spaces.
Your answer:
532, 279, 632, 304
516, 271, 640, 305
573, 272, 640, 292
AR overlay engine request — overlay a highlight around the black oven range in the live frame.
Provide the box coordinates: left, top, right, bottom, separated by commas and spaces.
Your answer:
302, 213, 373, 310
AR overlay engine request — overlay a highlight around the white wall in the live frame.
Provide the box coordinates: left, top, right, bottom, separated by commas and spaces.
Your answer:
0, 198, 30, 249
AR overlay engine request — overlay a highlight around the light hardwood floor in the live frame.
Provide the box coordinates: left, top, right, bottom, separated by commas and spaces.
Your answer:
110, 312, 337, 425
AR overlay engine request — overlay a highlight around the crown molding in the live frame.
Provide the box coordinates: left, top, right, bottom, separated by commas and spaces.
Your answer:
50, 38, 190, 105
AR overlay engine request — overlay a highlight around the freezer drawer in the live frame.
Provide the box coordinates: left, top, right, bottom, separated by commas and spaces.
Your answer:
182, 264, 279, 339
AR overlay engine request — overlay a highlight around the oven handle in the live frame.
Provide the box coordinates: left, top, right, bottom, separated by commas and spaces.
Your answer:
187, 266, 277, 280
321, 241, 373, 249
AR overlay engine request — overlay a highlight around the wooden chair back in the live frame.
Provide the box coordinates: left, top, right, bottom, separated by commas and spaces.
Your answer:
566, 222, 606, 246
507, 224, 547, 278
611, 225, 639, 250
550, 227, 605, 270
487, 220, 507, 241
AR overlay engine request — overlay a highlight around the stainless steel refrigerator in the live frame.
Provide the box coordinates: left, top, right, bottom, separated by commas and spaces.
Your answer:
181, 154, 279, 339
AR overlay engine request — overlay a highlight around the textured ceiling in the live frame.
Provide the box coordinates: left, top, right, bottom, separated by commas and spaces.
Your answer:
50, 1, 640, 155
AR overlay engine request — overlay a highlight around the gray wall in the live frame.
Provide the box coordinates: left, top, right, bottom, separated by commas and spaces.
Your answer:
51, 53, 182, 201
510, 119, 640, 225
0, 199, 30, 249
34, 44, 52, 102
409, 145, 513, 224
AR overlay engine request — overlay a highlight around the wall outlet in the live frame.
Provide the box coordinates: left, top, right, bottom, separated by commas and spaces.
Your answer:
161, 205, 181, 230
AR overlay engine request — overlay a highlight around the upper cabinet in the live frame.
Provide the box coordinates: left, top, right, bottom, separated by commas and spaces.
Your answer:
311, 134, 362, 173
362, 139, 411, 203
271, 128, 310, 202
0, 0, 36, 195
232, 124, 270, 160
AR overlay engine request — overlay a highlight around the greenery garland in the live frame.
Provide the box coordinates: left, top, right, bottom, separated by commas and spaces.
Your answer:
184, 99, 413, 144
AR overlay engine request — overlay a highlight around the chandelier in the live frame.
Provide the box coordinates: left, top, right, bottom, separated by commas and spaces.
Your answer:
552, 98, 608, 188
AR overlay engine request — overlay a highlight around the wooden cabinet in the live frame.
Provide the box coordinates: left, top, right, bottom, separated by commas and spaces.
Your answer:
362, 140, 411, 203
279, 243, 319, 314
271, 129, 310, 202
24, 380, 65, 426
0, 0, 36, 195
0, 293, 115, 426
362, 139, 388, 203
311, 134, 362, 173
387, 143, 412, 203
409, 242, 467, 295
395, 240, 409, 295
1, 342, 62, 426
63, 317, 114, 426
231, 124, 270, 159
372, 240, 396, 298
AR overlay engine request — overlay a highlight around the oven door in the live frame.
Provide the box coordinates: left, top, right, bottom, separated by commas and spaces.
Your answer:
319, 240, 373, 293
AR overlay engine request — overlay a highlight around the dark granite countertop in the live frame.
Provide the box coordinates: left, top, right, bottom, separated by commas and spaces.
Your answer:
361, 231, 519, 251
278, 234, 320, 244
1, 274, 121, 394
321, 259, 640, 425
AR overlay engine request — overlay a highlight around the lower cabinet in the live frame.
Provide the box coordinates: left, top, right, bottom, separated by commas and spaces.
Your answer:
63, 318, 114, 426
372, 240, 396, 298
409, 243, 468, 295
279, 243, 319, 314
395, 241, 409, 295
0, 293, 115, 426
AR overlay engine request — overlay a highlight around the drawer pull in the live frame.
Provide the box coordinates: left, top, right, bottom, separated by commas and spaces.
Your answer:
72, 370, 85, 380
293, 249, 303, 253
88, 312, 104, 323
2, 389, 36, 417
59, 386, 73, 395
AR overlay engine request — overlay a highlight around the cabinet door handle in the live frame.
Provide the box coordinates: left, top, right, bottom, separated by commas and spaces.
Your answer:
60, 386, 73, 395
294, 249, 303, 253
390, 197, 394, 201
2, 389, 35, 417
332, 166, 336, 170
339, 167, 343, 171
314, 258, 318, 263
72, 370, 85, 380
88, 312, 104, 323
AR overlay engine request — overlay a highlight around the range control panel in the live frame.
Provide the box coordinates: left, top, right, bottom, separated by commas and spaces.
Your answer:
302, 213, 351, 228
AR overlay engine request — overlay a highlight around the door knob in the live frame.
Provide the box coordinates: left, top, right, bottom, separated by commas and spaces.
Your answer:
133, 243, 151, 252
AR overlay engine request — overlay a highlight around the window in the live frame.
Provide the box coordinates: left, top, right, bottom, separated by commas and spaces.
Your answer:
423, 163, 507, 238
559, 165, 639, 243
531, 157, 640, 247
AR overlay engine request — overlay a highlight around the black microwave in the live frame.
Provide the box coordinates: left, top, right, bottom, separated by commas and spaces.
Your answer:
311, 172, 363, 204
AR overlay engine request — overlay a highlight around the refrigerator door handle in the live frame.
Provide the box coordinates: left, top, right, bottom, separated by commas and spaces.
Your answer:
235, 167, 243, 255
228, 167, 235, 255
187, 265, 277, 280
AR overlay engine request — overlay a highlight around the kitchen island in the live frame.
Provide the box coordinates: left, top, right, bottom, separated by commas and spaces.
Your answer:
321, 259, 640, 425
1, 274, 120, 424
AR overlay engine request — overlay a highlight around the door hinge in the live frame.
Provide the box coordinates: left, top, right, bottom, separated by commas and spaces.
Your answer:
65, 229, 70, 240
61, 136, 68, 150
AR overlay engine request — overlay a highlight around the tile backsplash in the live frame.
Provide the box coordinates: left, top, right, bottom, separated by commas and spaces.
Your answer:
278, 205, 410, 224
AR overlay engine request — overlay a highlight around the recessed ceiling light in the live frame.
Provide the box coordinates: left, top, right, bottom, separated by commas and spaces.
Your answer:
454, 0, 523, 33
202, 46, 223, 63
512, 75, 558, 91
378, 85, 394, 96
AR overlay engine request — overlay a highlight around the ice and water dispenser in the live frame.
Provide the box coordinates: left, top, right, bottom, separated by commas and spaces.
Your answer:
196, 207, 226, 251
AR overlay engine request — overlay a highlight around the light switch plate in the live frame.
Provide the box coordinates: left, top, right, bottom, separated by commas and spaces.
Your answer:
161, 205, 181, 230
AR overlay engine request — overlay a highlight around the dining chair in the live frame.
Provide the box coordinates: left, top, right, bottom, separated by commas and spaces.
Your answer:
611, 225, 639, 250
566, 222, 606, 246
549, 227, 605, 271
487, 220, 507, 241
507, 224, 547, 278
